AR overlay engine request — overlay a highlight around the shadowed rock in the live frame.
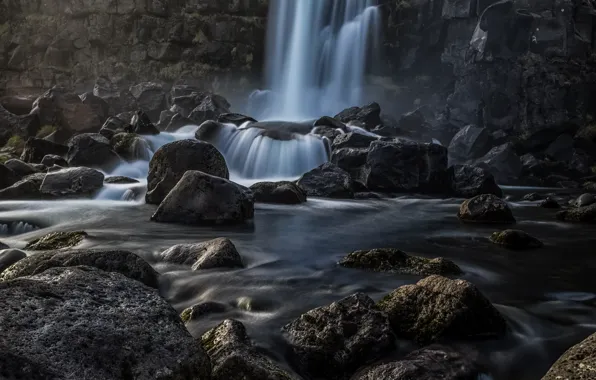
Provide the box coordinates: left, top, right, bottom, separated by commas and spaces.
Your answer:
450, 165, 503, 198
458, 194, 516, 224
250, 181, 307, 204
39, 167, 104, 198
489, 230, 543, 250
66, 133, 121, 170
20, 137, 68, 163
0, 249, 26, 275
542, 332, 596, 380
181, 302, 229, 323
26, 231, 88, 251
556, 203, 596, 223
297, 162, 354, 198
160, 238, 244, 270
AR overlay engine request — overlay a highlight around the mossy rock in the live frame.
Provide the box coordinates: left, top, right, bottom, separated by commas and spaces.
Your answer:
458, 194, 516, 224
556, 203, 596, 223
489, 230, 543, 250
180, 302, 227, 323
339, 248, 462, 276
4, 136, 25, 153
35, 125, 57, 139
26, 231, 88, 251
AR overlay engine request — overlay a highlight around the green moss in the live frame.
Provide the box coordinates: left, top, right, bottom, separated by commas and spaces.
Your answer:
26, 231, 88, 251
36, 125, 57, 139
0, 23, 9, 36
4, 136, 25, 152
180, 308, 192, 324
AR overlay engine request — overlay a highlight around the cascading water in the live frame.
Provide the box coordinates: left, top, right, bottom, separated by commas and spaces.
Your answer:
253, 0, 382, 120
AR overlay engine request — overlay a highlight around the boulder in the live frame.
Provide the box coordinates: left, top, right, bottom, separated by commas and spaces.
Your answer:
378, 275, 507, 344
131, 110, 160, 135
314, 116, 348, 131
188, 93, 231, 125
523, 193, 544, 201
474, 143, 522, 184
160, 238, 244, 270
104, 176, 140, 184
20, 137, 68, 163
129, 82, 167, 121
80, 92, 111, 124
66, 133, 121, 170
450, 165, 503, 198
334, 103, 382, 130
111, 133, 151, 161
448, 125, 491, 164
0, 164, 18, 190
0, 249, 159, 288
542, 332, 596, 380
539, 197, 561, 209
26, 231, 88, 251
202, 319, 299, 380
556, 203, 596, 223
99, 116, 132, 140
0, 104, 40, 138
0, 173, 45, 200
146, 140, 229, 205
0, 242, 7, 250
332, 132, 377, 150
339, 248, 462, 276
181, 302, 228, 323
458, 194, 516, 224
157, 110, 176, 130
39, 167, 104, 198
93, 77, 138, 114
312, 126, 343, 142
0, 95, 35, 115
395, 108, 430, 133
297, 162, 354, 198
489, 230, 543, 250
545, 134, 575, 162
151, 171, 254, 225
166, 113, 195, 132
282, 293, 395, 380
217, 113, 257, 126
4, 159, 39, 178
41, 154, 68, 167
0, 266, 210, 379
575, 193, 596, 208
0, 249, 26, 275
250, 181, 307, 204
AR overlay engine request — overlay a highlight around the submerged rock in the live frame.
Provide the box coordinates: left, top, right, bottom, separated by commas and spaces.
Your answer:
378, 275, 507, 344
66, 133, 121, 170
0, 249, 159, 288
146, 139, 229, 205
458, 194, 516, 224
202, 320, 298, 380
181, 302, 228, 323
250, 181, 307, 204
0, 266, 210, 379
542, 332, 596, 380
556, 203, 596, 223
339, 248, 462, 276
450, 165, 503, 198
297, 162, 354, 198
0, 249, 26, 275
39, 167, 104, 198
282, 293, 395, 380
111, 132, 150, 161
25, 231, 88, 250
160, 238, 244, 270
489, 230, 544, 250
152, 171, 254, 225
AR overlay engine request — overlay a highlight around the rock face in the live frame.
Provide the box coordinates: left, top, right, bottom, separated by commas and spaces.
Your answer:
0, 249, 159, 288
26, 231, 88, 251
297, 162, 354, 198
542, 332, 596, 380
0, 266, 210, 380
282, 293, 395, 380
66, 133, 121, 170
0, 249, 26, 275
146, 139, 229, 205
152, 171, 254, 225
450, 165, 503, 198
458, 194, 516, 224
339, 248, 462, 276
160, 238, 244, 270
448, 125, 491, 164
181, 302, 228, 323
489, 230, 543, 250
250, 181, 307, 204
202, 319, 299, 380
378, 275, 507, 344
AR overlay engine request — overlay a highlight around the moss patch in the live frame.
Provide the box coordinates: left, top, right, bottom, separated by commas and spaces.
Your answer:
36, 125, 57, 139
26, 231, 88, 251
4, 136, 25, 152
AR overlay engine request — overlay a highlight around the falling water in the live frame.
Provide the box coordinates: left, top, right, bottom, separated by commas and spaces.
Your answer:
256, 0, 382, 120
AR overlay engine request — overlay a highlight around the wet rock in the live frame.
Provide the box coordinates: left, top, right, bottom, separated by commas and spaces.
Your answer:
166, 113, 195, 132
474, 143, 522, 185
0, 173, 45, 200
339, 248, 462, 276
542, 332, 596, 380
297, 162, 354, 198
250, 181, 307, 204
188, 93, 231, 125
0, 249, 26, 275
39, 167, 104, 198
0, 95, 35, 115
556, 203, 596, 223
104, 176, 139, 184
40, 154, 68, 167
523, 193, 544, 201
314, 116, 348, 131
146, 139, 229, 205
160, 238, 244, 270
99, 116, 132, 139
335, 103, 382, 130
157, 110, 176, 130
448, 125, 491, 164
584, 181, 596, 192
351, 346, 482, 380
450, 165, 503, 198
129, 82, 167, 121
489, 230, 543, 250
378, 275, 507, 344
66, 133, 121, 170
181, 302, 228, 323
332, 132, 377, 150
458, 194, 516, 224
152, 171, 254, 225
0, 249, 159, 288
111, 132, 151, 161
217, 113, 257, 126
539, 197, 561, 209
4, 159, 39, 178
20, 137, 68, 163
575, 193, 596, 208
331, 147, 369, 175
203, 319, 298, 380
26, 231, 88, 251
0, 266, 210, 379
0, 164, 18, 190
131, 110, 160, 135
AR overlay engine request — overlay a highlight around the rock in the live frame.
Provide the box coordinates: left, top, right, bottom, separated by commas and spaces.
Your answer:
104, 176, 140, 184
146, 139, 229, 205
26, 231, 88, 251
351, 346, 481, 380
0, 249, 26, 275
157, 110, 176, 130
539, 197, 561, 209
188, 93, 231, 125
575, 193, 596, 208
0, 95, 35, 115
556, 203, 596, 223
545, 134, 575, 162
181, 302, 228, 323
66, 134, 121, 170
151, 171, 254, 225
0, 173, 45, 200
131, 110, 160, 135
297, 162, 354, 198
129, 82, 167, 121
448, 125, 491, 164
0, 266, 210, 379
474, 143, 522, 185
313, 126, 344, 142
339, 248, 462, 276
523, 193, 544, 201
80, 92, 111, 124
584, 181, 596, 192
282, 293, 395, 380
166, 113, 195, 132
111, 132, 151, 161
202, 319, 298, 380
332, 132, 377, 150
0, 249, 158, 288
331, 147, 369, 175
0, 104, 41, 138
396, 108, 430, 133
93, 77, 138, 115
450, 165, 503, 198
0, 164, 18, 190
250, 181, 307, 204
0, 242, 7, 250
99, 116, 132, 139
334, 103, 382, 130
4, 158, 39, 178
160, 238, 244, 270
542, 332, 596, 380
20, 137, 68, 163
314, 116, 348, 130
458, 194, 516, 224
378, 275, 507, 344
217, 113, 257, 126
39, 167, 105, 198
40, 154, 68, 167
489, 230, 544, 250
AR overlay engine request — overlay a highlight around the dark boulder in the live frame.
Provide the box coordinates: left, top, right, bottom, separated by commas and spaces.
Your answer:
217, 113, 257, 126
146, 139, 229, 205
93, 76, 138, 114
188, 93, 231, 125
0, 173, 45, 200
151, 171, 254, 226
250, 181, 307, 204
0, 104, 40, 138
0, 164, 18, 190
104, 176, 139, 184
458, 194, 516, 224
332, 132, 377, 150
556, 203, 596, 223
314, 116, 348, 130
160, 238, 244, 270
157, 110, 176, 130
297, 162, 354, 198
395, 108, 431, 133
489, 229, 544, 250
25, 231, 88, 251
66, 133, 121, 170
448, 125, 491, 164
539, 197, 561, 209
474, 143, 522, 185
330, 147, 369, 175
38, 167, 104, 198
4, 159, 39, 178
129, 82, 167, 122
166, 113, 195, 132
0, 249, 26, 275
130, 111, 160, 135
0, 95, 35, 115
99, 116, 132, 140
40, 154, 68, 167
111, 133, 151, 161
181, 302, 228, 323
542, 332, 596, 380
20, 137, 68, 163
378, 275, 507, 344
450, 165, 503, 198
574, 193, 596, 208
80, 92, 111, 124
334, 103, 382, 130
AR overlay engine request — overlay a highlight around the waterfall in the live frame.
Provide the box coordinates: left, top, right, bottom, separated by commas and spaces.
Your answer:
257, 0, 382, 120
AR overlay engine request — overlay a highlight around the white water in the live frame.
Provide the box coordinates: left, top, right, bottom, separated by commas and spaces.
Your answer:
255, 0, 382, 120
